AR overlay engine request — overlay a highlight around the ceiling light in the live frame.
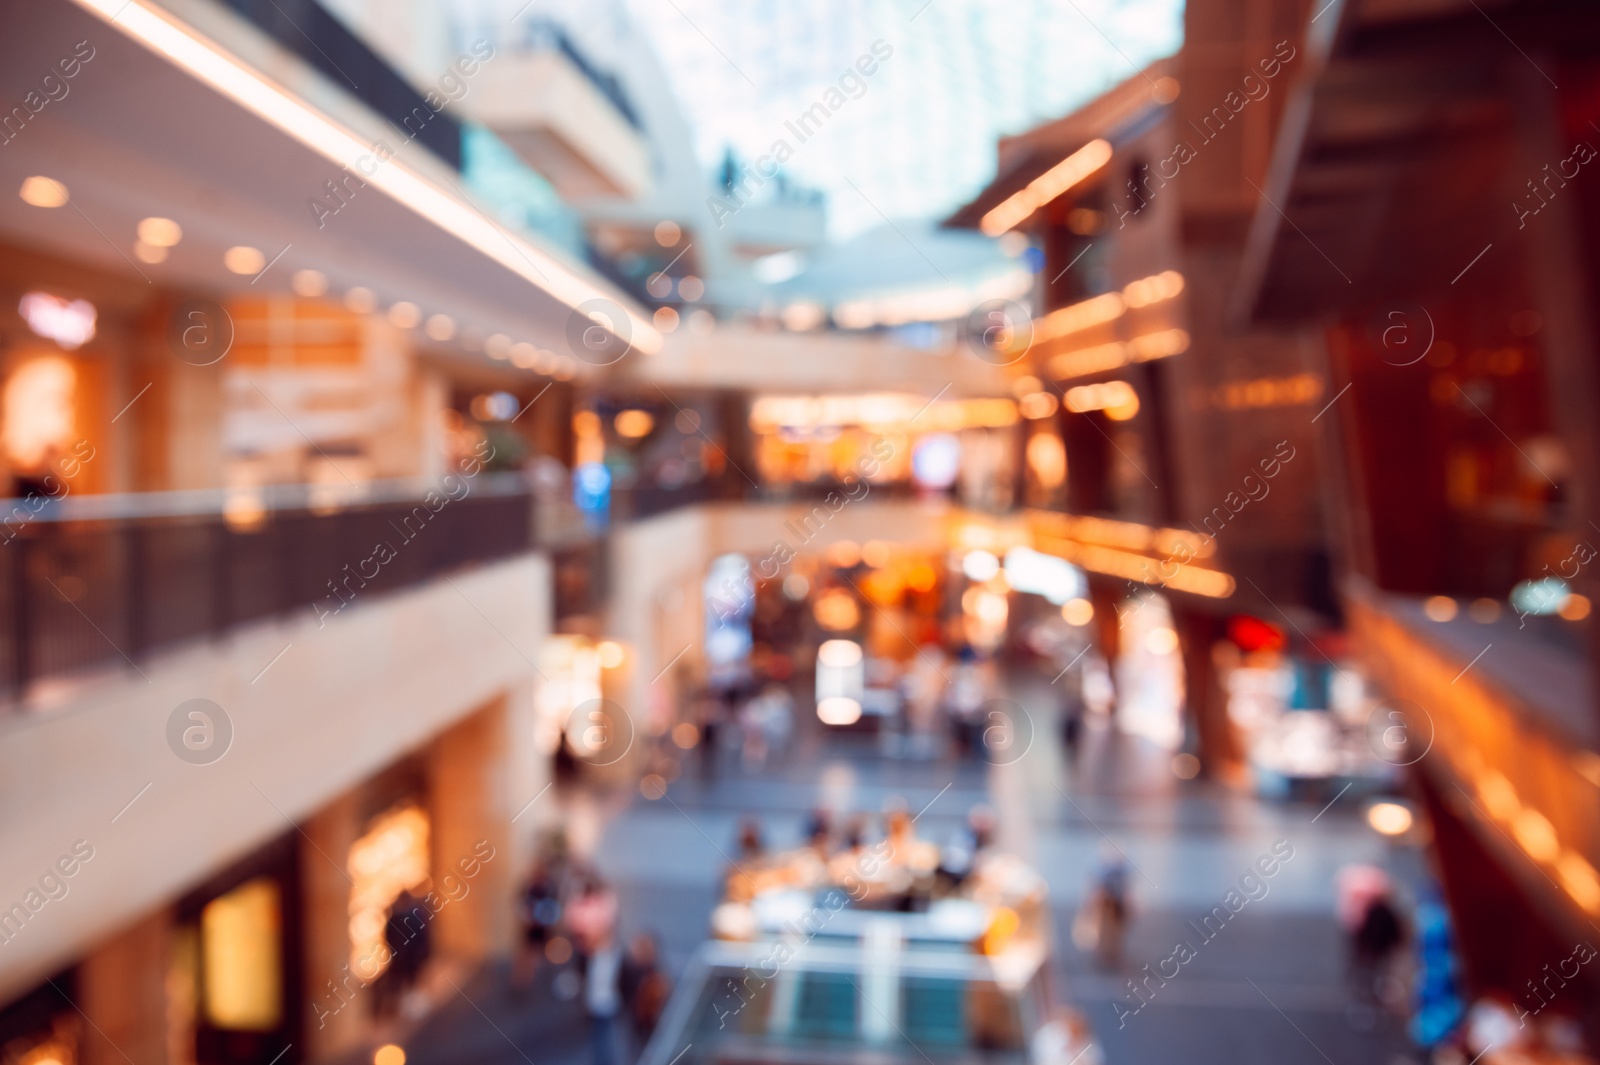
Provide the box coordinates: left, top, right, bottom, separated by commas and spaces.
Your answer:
1062, 598, 1094, 626
981, 138, 1112, 236
1422, 596, 1458, 622
386, 301, 420, 328
424, 314, 456, 341
1144, 627, 1179, 655
67, 0, 660, 354
1018, 391, 1058, 419
1065, 380, 1140, 420
962, 550, 1000, 582
137, 216, 182, 247
1034, 271, 1185, 345
224, 246, 264, 274
19, 176, 68, 207
817, 697, 863, 726
343, 287, 375, 313
133, 241, 168, 264
614, 409, 654, 438
1366, 802, 1413, 837
292, 269, 328, 297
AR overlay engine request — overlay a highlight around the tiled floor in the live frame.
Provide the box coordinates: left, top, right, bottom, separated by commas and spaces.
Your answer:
399, 663, 1424, 1065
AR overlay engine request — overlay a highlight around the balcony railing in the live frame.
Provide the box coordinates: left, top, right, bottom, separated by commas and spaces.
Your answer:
0, 476, 532, 698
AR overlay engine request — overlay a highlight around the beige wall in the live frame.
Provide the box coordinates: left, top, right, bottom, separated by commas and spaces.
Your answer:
0, 552, 552, 1005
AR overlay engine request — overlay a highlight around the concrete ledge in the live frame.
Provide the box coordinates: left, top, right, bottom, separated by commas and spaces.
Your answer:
0, 551, 551, 1002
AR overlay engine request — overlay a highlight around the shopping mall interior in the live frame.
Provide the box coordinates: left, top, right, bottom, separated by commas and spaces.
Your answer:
1, 0, 1599, 1063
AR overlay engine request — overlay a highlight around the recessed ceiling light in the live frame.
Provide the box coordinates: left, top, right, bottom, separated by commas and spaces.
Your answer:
387, 301, 420, 328
1366, 802, 1413, 836
133, 241, 168, 264
291, 269, 328, 297
224, 245, 264, 274
343, 287, 375, 313
136, 216, 182, 247
19, 176, 68, 208
425, 314, 455, 341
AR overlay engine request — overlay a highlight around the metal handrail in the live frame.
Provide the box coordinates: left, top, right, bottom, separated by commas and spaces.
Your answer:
0, 471, 533, 524
0, 483, 535, 700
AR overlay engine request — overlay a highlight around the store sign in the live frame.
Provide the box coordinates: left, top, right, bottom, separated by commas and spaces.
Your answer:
18, 292, 96, 350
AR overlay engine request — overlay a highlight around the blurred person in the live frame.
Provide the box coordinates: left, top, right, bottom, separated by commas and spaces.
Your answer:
582, 923, 625, 1065
377, 886, 432, 1017
760, 683, 794, 763
1031, 1008, 1103, 1065
514, 829, 575, 992
1074, 843, 1130, 968
1336, 864, 1409, 1023
841, 813, 869, 852
738, 685, 792, 771
1349, 892, 1407, 1026
947, 646, 991, 757
902, 646, 948, 752
620, 931, 671, 1047
738, 695, 769, 771
567, 872, 620, 955
696, 691, 723, 782
723, 817, 768, 902
883, 799, 938, 864
936, 805, 996, 890
1059, 680, 1087, 766
802, 807, 832, 856
737, 816, 766, 861
826, 813, 874, 889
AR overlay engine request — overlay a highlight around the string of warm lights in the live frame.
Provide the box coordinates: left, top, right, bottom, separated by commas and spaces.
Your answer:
1047, 328, 1190, 380
1033, 270, 1186, 344
980, 139, 1113, 236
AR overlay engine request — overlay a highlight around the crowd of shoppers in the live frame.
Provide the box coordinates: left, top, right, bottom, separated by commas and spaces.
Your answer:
513, 829, 670, 1064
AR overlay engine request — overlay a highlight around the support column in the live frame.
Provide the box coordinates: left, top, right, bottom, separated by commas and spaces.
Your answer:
428, 695, 517, 961
1170, 604, 1243, 782
300, 790, 365, 1061
79, 908, 171, 1065
1085, 575, 1125, 712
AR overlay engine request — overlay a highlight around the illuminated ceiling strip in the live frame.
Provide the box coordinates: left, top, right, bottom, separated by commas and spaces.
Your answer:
749, 394, 1018, 432
1047, 329, 1190, 381
1033, 511, 1214, 559
1033, 271, 1185, 344
980, 138, 1113, 236
68, 0, 661, 355
1037, 535, 1235, 599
